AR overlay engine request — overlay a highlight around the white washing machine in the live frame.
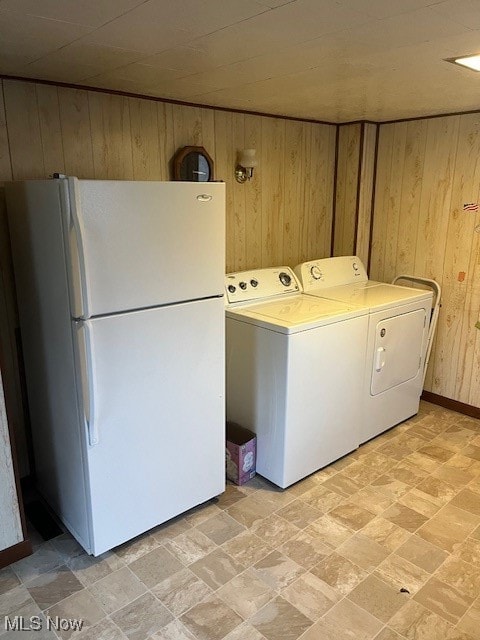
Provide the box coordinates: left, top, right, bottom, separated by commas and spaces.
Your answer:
294, 256, 434, 443
225, 266, 369, 489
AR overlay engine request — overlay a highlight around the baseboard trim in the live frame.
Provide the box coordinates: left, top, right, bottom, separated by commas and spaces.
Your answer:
422, 391, 480, 420
0, 539, 32, 569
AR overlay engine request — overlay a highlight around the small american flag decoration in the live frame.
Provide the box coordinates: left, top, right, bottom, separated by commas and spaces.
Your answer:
463, 202, 479, 211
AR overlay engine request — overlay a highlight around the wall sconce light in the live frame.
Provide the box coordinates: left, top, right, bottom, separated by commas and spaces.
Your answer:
235, 149, 257, 183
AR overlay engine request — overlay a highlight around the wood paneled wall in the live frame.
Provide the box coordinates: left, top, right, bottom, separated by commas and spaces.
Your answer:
0, 79, 336, 271
333, 123, 377, 266
371, 114, 480, 407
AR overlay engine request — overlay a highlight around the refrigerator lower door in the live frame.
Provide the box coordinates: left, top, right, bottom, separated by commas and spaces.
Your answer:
74, 297, 225, 556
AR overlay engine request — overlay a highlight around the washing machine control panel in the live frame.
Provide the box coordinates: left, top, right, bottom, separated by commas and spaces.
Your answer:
294, 256, 368, 290
225, 267, 300, 304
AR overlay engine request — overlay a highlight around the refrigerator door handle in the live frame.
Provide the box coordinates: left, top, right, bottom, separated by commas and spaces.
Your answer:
66, 178, 90, 319
76, 321, 99, 446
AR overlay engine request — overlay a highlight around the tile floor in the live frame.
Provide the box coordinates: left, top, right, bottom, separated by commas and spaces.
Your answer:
2, 401, 480, 640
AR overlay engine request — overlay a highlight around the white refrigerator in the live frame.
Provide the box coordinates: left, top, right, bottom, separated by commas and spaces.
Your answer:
6, 177, 226, 556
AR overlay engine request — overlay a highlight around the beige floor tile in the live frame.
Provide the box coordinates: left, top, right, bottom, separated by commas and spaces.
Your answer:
446, 630, 477, 640
389, 600, 453, 639
461, 445, 480, 462
87, 567, 146, 615
348, 574, 409, 623
456, 597, 480, 637
111, 592, 173, 640
370, 476, 411, 500
114, 532, 160, 564
418, 445, 455, 464
189, 549, 244, 590
287, 476, 319, 498
129, 547, 184, 588
253, 550, 304, 591
416, 505, 479, 553
0, 568, 20, 596
180, 596, 243, 640
444, 454, 480, 476
279, 531, 330, 569
337, 533, 390, 571
328, 503, 376, 531
275, 499, 323, 529
373, 628, 404, 640
249, 596, 313, 640
196, 512, 246, 545
226, 494, 277, 528
151, 618, 197, 639
323, 598, 383, 638
184, 503, 222, 527
164, 529, 217, 565
222, 623, 265, 640
395, 534, 448, 573
304, 515, 353, 548
398, 487, 442, 518
414, 577, 474, 624
310, 552, 368, 596
72, 618, 127, 640
12, 542, 63, 583
470, 524, 480, 540
435, 556, 480, 600
452, 537, 480, 568
415, 477, 457, 504
321, 474, 363, 497
349, 487, 395, 516
374, 554, 430, 595
340, 461, 383, 485
45, 589, 105, 640
281, 572, 340, 620
26, 565, 84, 610
384, 461, 429, 486
67, 552, 125, 587
152, 568, 212, 617
217, 568, 275, 619
361, 517, 411, 552
404, 451, 442, 473
382, 503, 428, 533
215, 484, 248, 510
377, 441, 415, 461
449, 488, 480, 517
51, 534, 85, 565
432, 465, 476, 488
300, 484, 345, 512
221, 531, 272, 568
0, 584, 35, 617
152, 517, 192, 544
251, 514, 299, 547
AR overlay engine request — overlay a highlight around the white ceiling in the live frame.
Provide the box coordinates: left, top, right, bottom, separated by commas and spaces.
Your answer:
1, 0, 480, 122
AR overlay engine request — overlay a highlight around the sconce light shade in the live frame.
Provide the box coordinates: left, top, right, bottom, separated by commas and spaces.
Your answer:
235, 149, 257, 183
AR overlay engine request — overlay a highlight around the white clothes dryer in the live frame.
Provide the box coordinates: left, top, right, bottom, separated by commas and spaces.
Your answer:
225, 266, 369, 488
294, 256, 434, 443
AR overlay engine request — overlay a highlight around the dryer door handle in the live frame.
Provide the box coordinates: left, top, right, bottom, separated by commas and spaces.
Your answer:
375, 346, 386, 372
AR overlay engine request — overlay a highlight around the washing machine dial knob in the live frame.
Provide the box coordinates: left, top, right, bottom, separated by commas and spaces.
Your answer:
250, 279, 258, 287
239, 281, 247, 290
279, 272, 291, 287
310, 265, 322, 280
227, 285, 236, 293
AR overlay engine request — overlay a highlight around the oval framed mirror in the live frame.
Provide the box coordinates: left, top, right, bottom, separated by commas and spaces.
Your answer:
173, 146, 214, 182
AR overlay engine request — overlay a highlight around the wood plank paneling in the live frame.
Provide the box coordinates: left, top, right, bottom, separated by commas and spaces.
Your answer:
372, 113, 480, 408
356, 123, 377, 268
333, 123, 361, 257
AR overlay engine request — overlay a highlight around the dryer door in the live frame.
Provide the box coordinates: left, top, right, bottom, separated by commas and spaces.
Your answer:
371, 309, 426, 396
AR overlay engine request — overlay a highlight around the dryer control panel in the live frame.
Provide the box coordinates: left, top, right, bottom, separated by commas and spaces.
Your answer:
225, 267, 301, 304
294, 256, 368, 291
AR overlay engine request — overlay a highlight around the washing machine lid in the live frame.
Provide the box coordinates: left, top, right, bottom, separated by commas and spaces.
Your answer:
226, 293, 367, 334
308, 281, 432, 312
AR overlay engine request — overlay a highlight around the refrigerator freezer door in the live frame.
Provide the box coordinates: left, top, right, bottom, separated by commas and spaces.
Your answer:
74, 297, 225, 556
67, 178, 225, 318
